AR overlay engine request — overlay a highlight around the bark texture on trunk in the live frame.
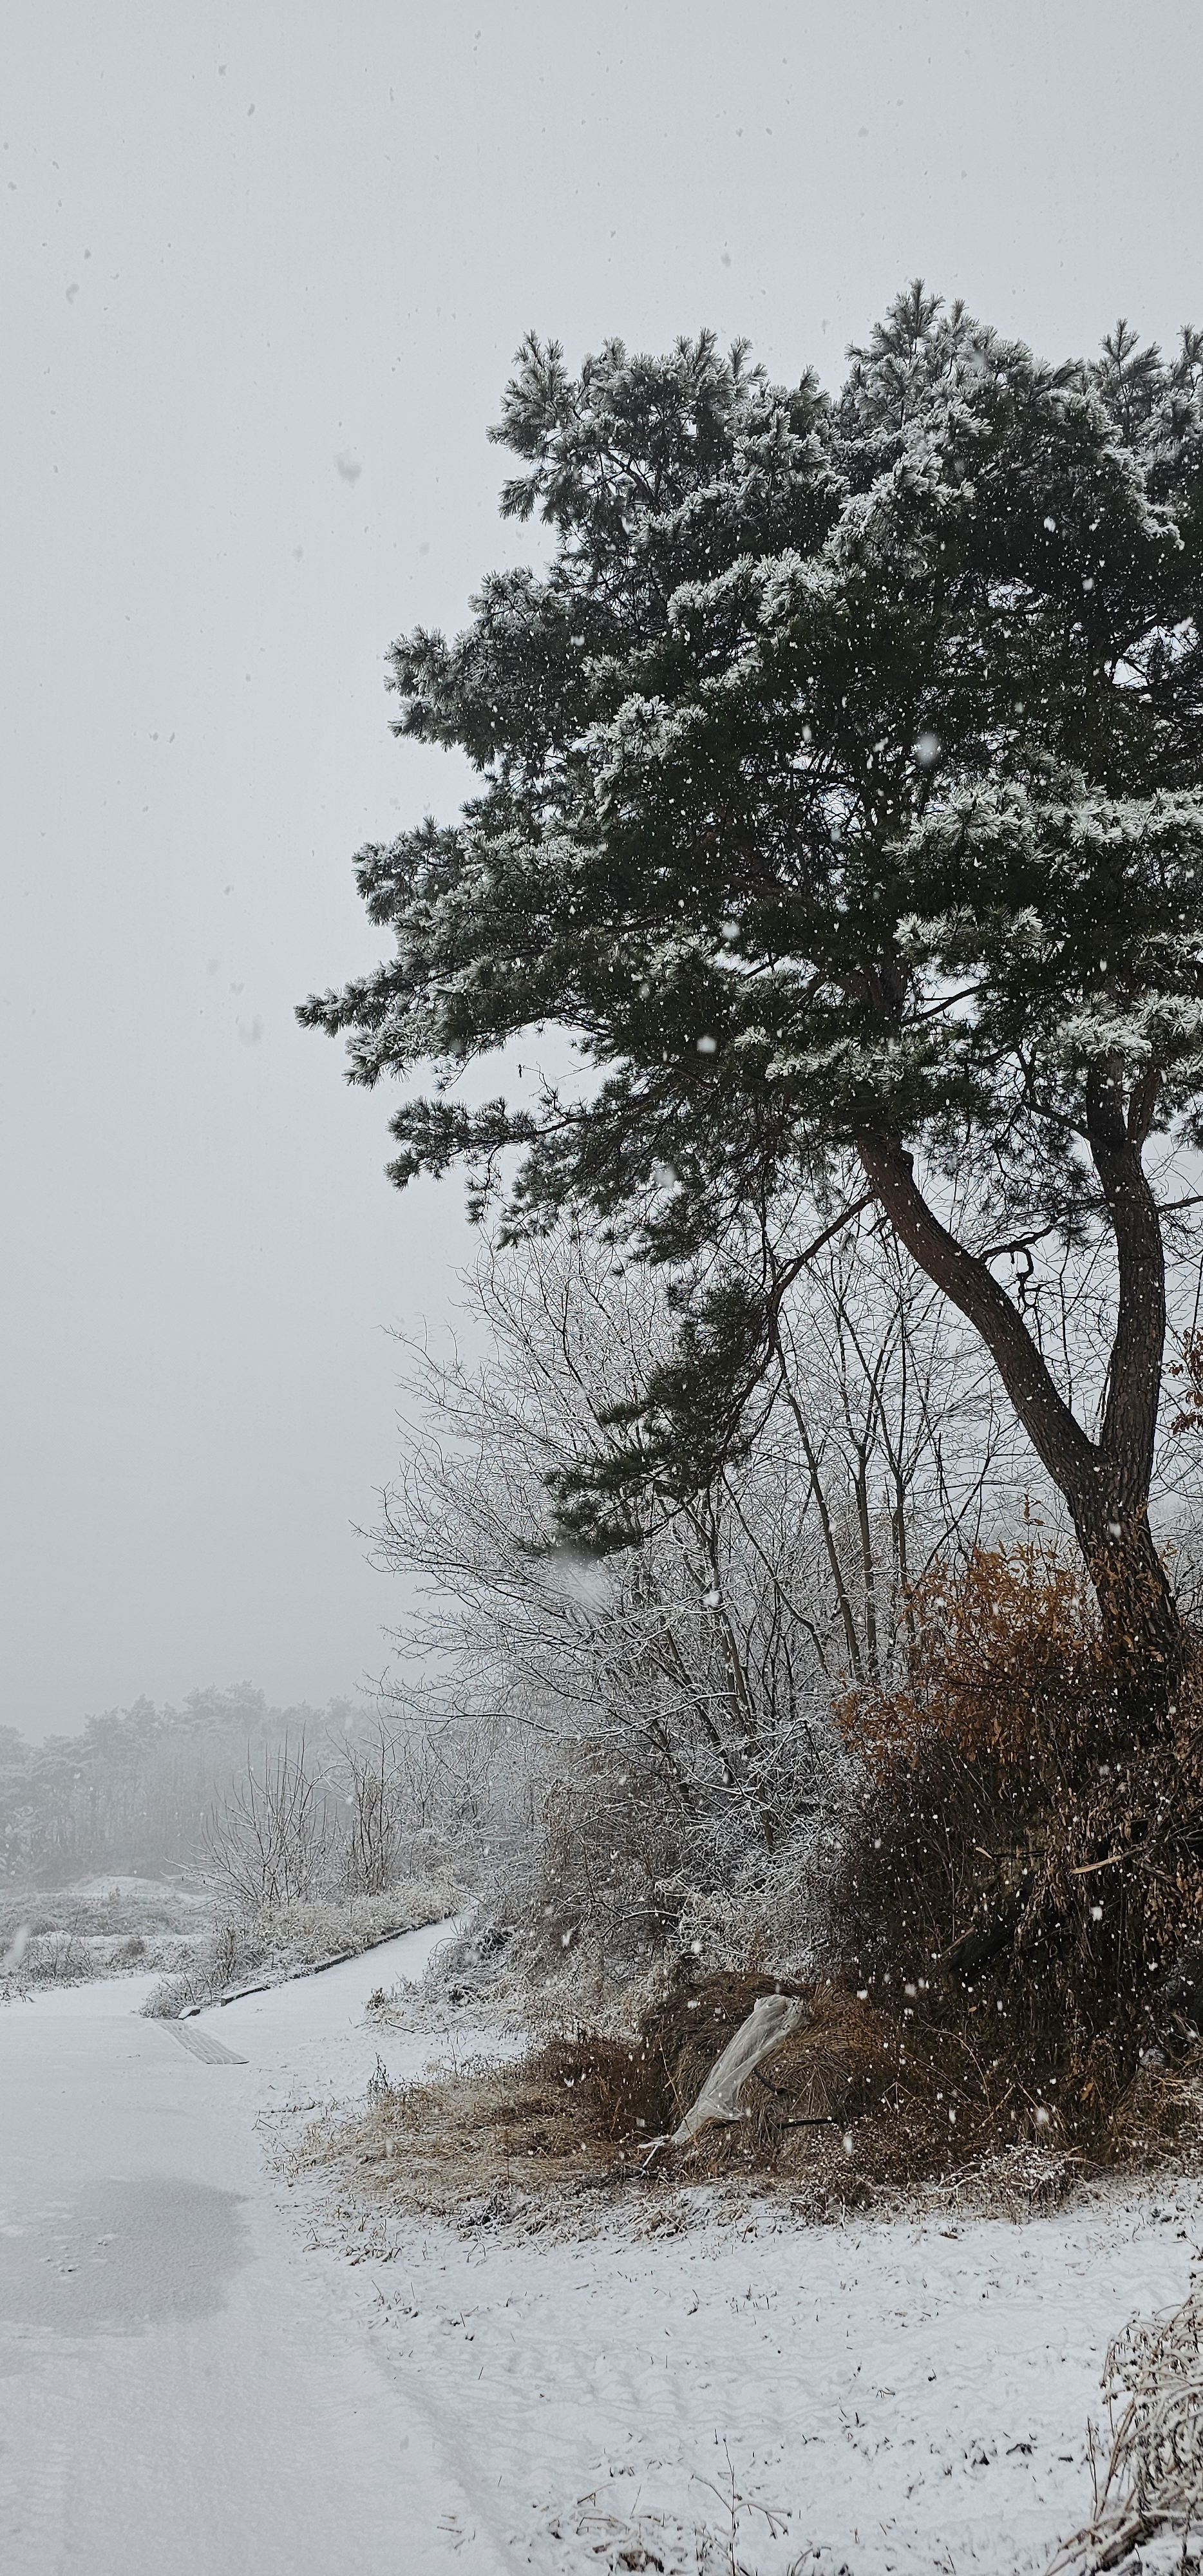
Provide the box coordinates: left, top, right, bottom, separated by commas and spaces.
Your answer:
855, 1117, 1182, 1678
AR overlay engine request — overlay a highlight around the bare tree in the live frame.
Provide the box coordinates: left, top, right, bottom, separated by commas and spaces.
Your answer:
368, 1217, 1015, 1968
332, 1720, 406, 1897
204, 1736, 334, 1913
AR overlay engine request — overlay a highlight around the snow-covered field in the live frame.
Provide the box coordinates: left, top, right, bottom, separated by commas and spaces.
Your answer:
0, 1872, 214, 1991
2, 1926, 1198, 2574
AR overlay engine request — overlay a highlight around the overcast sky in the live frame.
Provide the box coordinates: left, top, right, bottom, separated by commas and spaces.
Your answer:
3, 1, 1202, 1738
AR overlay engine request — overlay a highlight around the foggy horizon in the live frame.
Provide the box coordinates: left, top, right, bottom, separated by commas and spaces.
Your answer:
5, 1, 1202, 1739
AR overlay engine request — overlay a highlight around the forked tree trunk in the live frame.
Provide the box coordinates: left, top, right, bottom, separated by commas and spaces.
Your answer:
856, 1106, 1184, 1689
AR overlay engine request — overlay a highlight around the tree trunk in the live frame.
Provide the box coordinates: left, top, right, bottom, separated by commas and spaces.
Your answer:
855, 1126, 1184, 1685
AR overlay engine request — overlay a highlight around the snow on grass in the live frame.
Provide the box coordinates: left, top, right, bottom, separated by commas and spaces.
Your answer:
290, 2174, 1203, 2575
0, 1871, 213, 1997
14, 1903, 1184, 2576
10, 1900, 1202, 2571
253, 1967, 1203, 2576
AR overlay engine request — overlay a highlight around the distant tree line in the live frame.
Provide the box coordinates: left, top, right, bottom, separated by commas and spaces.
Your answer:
0, 1687, 352, 1886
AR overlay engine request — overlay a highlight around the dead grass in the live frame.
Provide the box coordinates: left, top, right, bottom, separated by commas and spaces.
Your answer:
1105, 2052, 1203, 2174
1045, 2283, 1203, 2573
301, 1958, 1113, 2228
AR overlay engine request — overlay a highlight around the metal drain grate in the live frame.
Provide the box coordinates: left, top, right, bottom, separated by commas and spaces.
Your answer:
161, 2021, 248, 2065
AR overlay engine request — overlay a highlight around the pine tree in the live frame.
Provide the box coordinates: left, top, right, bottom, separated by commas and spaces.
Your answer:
300, 289, 1203, 1681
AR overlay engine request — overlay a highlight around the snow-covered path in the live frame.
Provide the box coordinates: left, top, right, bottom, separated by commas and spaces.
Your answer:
0, 1922, 500, 2576
6, 1938, 1203, 2575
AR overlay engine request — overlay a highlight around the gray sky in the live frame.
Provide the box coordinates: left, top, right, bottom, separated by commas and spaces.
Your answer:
4, 1, 1202, 1737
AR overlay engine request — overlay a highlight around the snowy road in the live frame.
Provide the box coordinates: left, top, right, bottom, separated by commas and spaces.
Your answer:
6, 1942, 1203, 2576
0, 1922, 502, 2576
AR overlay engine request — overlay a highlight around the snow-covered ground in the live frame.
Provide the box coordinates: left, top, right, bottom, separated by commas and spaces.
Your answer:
0, 1921, 495, 2576
3, 1928, 1200, 2575
1, 1871, 214, 1992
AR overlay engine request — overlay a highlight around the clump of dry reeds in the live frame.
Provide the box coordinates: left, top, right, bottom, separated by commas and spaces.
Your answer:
1046, 2286, 1203, 2573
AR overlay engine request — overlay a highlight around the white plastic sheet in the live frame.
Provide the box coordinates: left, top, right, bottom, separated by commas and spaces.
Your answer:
671, 1992, 810, 2145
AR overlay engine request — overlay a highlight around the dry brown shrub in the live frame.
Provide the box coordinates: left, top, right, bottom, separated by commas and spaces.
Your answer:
838, 1540, 1106, 1776
630, 1966, 1108, 2197
1105, 2052, 1203, 2172
1170, 1324, 1203, 1438
635, 1970, 1000, 2197
833, 1543, 1203, 2165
